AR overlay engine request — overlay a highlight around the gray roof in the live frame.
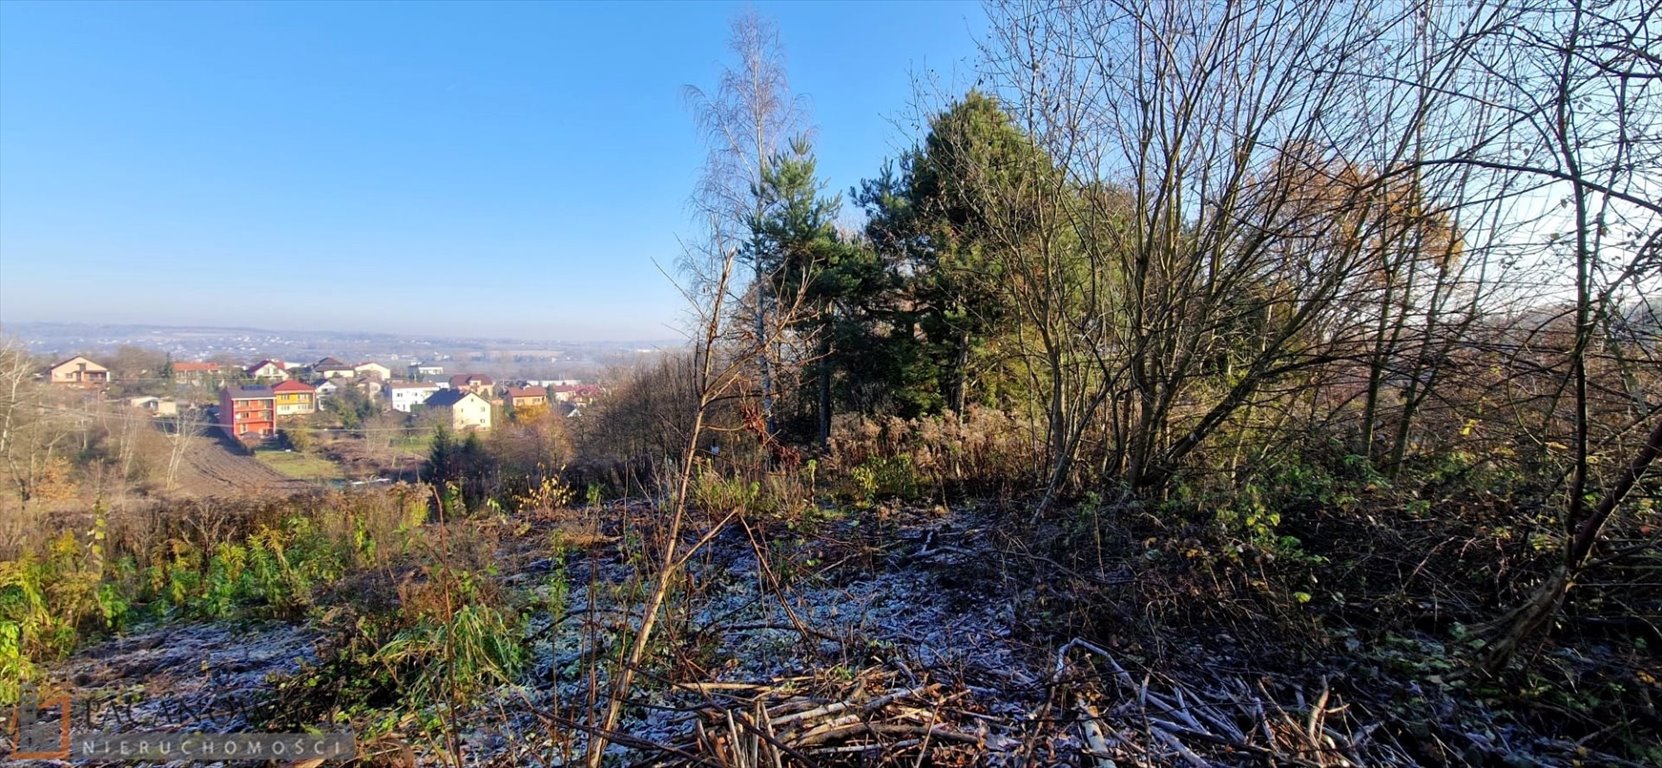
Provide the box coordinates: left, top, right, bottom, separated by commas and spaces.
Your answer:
225, 386, 274, 399
424, 389, 475, 407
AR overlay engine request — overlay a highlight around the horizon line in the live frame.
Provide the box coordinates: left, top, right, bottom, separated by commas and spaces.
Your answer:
0, 319, 685, 348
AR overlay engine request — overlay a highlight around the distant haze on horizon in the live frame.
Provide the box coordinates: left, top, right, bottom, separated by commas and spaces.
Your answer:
0, 1, 985, 341
0, 319, 683, 348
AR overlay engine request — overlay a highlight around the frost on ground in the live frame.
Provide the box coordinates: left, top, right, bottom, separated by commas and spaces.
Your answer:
464, 505, 1054, 765
29, 505, 1438, 766
52, 621, 319, 734
482, 506, 1410, 766
0, 622, 320, 767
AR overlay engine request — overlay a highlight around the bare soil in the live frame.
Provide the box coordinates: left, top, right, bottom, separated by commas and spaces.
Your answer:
169, 431, 313, 497
322, 438, 425, 482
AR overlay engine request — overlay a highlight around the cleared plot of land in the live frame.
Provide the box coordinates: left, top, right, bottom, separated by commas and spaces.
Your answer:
254, 449, 346, 481
325, 436, 428, 482
170, 432, 315, 497
392, 432, 434, 455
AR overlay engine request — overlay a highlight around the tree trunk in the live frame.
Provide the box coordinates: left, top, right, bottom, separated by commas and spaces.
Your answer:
755, 261, 775, 437
1483, 414, 1662, 672
949, 326, 969, 416
817, 332, 832, 451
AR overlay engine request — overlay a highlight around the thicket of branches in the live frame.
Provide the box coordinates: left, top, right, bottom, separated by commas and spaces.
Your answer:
577, 0, 1659, 676
0, 1, 1655, 762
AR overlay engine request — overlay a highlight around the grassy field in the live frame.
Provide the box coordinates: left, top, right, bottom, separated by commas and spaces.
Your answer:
392, 432, 435, 456
254, 449, 347, 481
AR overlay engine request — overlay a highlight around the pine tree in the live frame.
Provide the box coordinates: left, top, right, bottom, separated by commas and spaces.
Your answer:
752, 138, 861, 446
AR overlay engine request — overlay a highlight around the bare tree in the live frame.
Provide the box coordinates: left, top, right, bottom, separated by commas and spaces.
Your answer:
685, 9, 807, 438
582, 221, 749, 766
1419, 0, 1662, 670
980, 0, 1471, 503
0, 337, 76, 504
0, 338, 35, 493
165, 404, 207, 492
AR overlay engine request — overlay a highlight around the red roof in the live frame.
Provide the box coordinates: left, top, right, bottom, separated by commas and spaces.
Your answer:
505, 387, 547, 399
449, 373, 494, 387
271, 379, 316, 393
247, 359, 287, 372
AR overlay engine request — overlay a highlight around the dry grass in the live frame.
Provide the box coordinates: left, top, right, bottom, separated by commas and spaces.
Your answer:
254, 449, 346, 481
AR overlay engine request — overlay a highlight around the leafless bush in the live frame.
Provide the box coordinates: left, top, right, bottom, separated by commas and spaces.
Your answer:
829, 406, 1041, 499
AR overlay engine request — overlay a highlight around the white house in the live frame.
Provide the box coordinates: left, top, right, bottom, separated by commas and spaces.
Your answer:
313, 357, 356, 379
385, 381, 441, 413
354, 362, 392, 381
246, 360, 289, 381
425, 389, 492, 431
128, 396, 179, 417
407, 363, 445, 381
524, 378, 580, 388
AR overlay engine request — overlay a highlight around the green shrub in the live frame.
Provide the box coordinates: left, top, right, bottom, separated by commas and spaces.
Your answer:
260, 559, 529, 733
375, 601, 525, 706
847, 455, 924, 506
690, 467, 759, 513
0, 487, 437, 703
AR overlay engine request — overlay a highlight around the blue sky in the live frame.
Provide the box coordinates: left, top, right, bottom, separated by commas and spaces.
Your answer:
0, 1, 985, 341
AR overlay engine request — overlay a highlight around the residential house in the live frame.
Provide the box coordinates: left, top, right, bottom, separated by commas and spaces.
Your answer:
356, 378, 382, 400
314, 379, 340, 400
448, 373, 494, 396
504, 386, 549, 410
170, 361, 224, 386
385, 381, 441, 413
354, 362, 392, 381
314, 357, 356, 379
550, 384, 602, 405
128, 396, 179, 417
272, 379, 318, 416
48, 356, 110, 387
247, 360, 289, 381
425, 389, 492, 431
220, 386, 277, 439
407, 363, 445, 381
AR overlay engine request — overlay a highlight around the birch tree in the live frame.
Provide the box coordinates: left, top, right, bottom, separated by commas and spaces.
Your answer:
685, 10, 806, 439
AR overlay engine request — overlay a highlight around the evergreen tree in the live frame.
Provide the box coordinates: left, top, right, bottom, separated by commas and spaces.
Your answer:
751, 137, 871, 446
852, 91, 1048, 416
425, 425, 456, 484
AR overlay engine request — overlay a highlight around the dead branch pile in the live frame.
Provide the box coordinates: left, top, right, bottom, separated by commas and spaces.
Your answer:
1056, 638, 1415, 767
645, 667, 1002, 766
643, 645, 1432, 767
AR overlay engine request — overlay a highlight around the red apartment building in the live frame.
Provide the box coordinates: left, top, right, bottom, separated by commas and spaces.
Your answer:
220, 386, 277, 439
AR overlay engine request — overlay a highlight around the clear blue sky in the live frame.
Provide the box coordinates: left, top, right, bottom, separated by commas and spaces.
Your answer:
0, 1, 985, 341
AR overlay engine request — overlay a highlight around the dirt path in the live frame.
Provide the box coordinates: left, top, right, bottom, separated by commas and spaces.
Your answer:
170, 431, 311, 497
